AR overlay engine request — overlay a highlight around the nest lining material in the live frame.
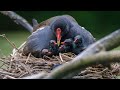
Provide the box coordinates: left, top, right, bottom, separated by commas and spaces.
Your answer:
0, 42, 120, 79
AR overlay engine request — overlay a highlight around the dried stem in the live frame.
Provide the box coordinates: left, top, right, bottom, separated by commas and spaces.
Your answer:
0, 34, 18, 50
44, 51, 120, 79
0, 11, 33, 33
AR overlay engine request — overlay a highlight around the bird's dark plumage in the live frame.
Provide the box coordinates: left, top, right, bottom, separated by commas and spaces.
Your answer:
59, 39, 73, 53
59, 35, 87, 54
74, 35, 82, 46
23, 26, 56, 57
49, 15, 96, 48
49, 40, 59, 55
50, 17, 71, 37
41, 49, 52, 57
72, 35, 85, 54
23, 15, 95, 58
32, 15, 76, 32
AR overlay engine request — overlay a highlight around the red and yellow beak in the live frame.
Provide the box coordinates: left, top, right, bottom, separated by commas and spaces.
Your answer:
56, 28, 62, 46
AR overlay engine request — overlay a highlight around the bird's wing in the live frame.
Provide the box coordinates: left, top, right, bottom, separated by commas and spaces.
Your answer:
23, 26, 55, 55
69, 24, 95, 47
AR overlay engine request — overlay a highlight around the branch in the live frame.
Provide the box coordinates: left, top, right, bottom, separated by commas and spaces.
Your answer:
0, 70, 17, 76
44, 51, 120, 79
0, 11, 33, 33
0, 34, 18, 50
44, 29, 120, 79
73, 29, 120, 62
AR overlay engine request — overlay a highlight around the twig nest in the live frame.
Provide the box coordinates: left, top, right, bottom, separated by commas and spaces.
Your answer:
0, 42, 120, 79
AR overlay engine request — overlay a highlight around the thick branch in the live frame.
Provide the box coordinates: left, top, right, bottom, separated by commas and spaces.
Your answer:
44, 51, 120, 79
73, 29, 120, 62
0, 11, 33, 33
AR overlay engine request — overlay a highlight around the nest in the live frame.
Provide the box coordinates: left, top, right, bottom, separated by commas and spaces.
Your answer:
0, 42, 120, 79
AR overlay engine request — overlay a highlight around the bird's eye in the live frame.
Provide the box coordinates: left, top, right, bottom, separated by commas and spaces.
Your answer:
75, 39, 79, 42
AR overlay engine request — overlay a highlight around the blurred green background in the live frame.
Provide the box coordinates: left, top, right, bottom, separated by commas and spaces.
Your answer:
0, 11, 120, 56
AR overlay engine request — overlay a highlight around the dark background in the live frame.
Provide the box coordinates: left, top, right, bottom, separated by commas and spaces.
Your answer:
0, 11, 120, 56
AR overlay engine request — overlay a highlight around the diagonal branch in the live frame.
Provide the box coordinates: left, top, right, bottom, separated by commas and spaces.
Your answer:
0, 11, 33, 33
44, 51, 120, 79
73, 29, 120, 62
0, 34, 18, 50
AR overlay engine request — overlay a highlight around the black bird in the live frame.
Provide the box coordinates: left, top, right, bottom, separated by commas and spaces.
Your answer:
73, 35, 82, 47
49, 40, 59, 55
23, 15, 76, 57
40, 40, 59, 57
59, 39, 73, 53
59, 35, 87, 55
23, 15, 95, 57
49, 15, 96, 50
58, 35, 84, 54
72, 35, 86, 55
41, 49, 52, 57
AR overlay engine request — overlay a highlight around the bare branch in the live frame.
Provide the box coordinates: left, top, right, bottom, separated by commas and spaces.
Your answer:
0, 11, 33, 33
0, 34, 19, 50
3, 75, 17, 79
59, 53, 64, 62
73, 29, 120, 62
0, 70, 17, 76
44, 51, 120, 79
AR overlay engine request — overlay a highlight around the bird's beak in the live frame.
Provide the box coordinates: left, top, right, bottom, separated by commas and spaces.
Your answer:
57, 40, 61, 46
56, 28, 62, 46
57, 33, 61, 46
